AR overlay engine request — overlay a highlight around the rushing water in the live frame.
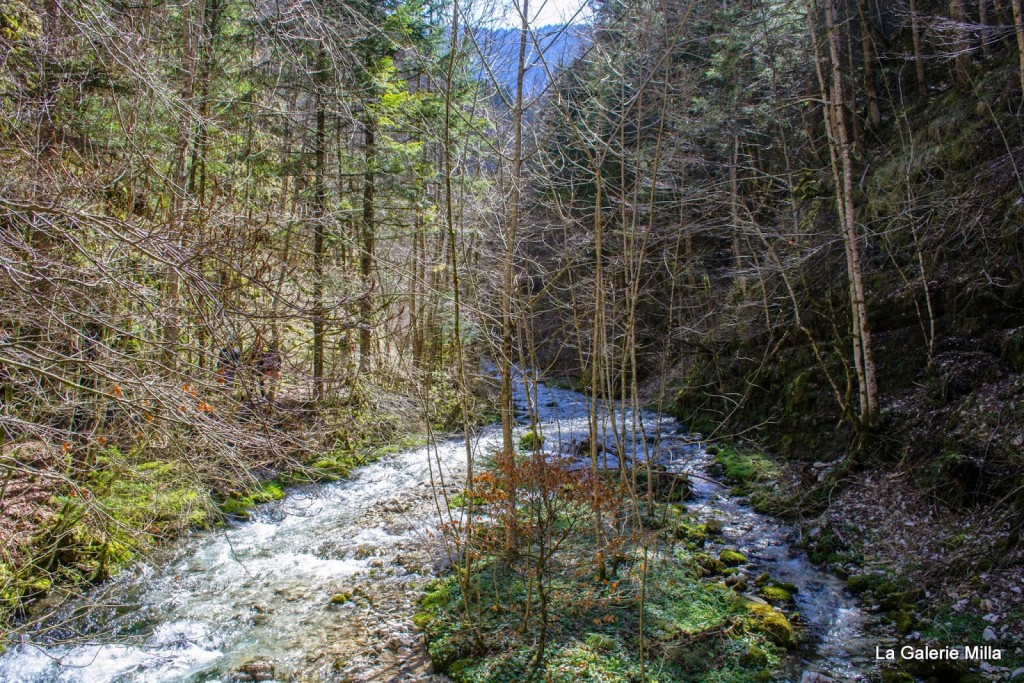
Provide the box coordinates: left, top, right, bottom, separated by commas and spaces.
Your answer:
0, 374, 883, 682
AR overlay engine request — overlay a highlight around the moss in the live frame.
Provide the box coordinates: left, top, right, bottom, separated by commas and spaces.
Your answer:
846, 573, 896, 594
880, 670, 914, 683
584, 632, 617, 651
329, 592, 352, 605
447, 658, 474, 681
692, 552, 726, 577
759, 586, 791, 604
449, 490, 487, 509
719, 549, 747, 567
221, 481, 286, 518
805, 527, 846, 565
739, 644, 769, 667
413, 611, 433, 630
703, 517, 724, 535
714, 447, 777, 489
769, 579, 797, 594
742, 600, 796, 647
518, 430, 544, 451
26, 577, 51, 593
674, 521, 707, 546
418, 533, 786, 683
894, 608, 917, 635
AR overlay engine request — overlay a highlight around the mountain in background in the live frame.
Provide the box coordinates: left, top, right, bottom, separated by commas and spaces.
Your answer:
471, 24, 587, 99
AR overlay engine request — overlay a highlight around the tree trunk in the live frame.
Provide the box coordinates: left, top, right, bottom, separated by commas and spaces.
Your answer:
1013, 0, 1024, 95
951, 0, 970, 86
162, 0, 204, 373
811, 0, 880, 427
497, 0, 529, 554
909, 0, 928, 96
825, 0, 879, 425
312, 81, 327, 402
358, 116, 376, 374
859, 0, 881, 126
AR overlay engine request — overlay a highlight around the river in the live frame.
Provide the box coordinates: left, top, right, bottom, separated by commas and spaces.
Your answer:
0, 374, 883, 682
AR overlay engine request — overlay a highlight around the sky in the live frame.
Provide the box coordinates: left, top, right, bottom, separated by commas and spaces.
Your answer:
470, 0, 592, 29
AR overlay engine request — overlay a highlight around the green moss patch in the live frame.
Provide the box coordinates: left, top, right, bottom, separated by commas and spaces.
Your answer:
417, 538, 792, 683
219, 481, 286, 519
718, 549, 747, 567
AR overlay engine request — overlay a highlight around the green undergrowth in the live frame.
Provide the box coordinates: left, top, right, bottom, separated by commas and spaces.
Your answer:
919, 605, 1024, 671
294, 433, 430, 484
705, 444, 782, 514
416, 537, 797, 682
219, 481, 286, 519
839, 567, 1024, 678
1, 446, 216, 629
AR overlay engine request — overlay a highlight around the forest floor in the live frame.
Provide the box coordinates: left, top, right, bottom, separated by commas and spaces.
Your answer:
799, 465, 1024, 682
731, 442, 1024, 683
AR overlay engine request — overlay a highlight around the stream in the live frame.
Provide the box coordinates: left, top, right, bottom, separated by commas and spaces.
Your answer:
0, 375, 887, 682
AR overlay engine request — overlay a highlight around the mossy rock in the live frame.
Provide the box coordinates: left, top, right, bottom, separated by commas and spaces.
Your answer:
252, 482, 285, 503
719, 549, 747, 567
725, 577, 748, 592
879, 669, 914, 683
769, 579, 798, 594
329, 592, 352, 605
743, 600, 797, 647
759, 585, 792, 604
894, 608, 918, 635
674, 522, 707, 546
220, 498, 252, 519
412, 610, 434, 630
879, 588, 923, 612
220, 481, 285, 518
704, 517, 724, 535
692, 552, 726, 577
518, 430, 544, 450
739, 644, 769, 667
846, 573, 896, 594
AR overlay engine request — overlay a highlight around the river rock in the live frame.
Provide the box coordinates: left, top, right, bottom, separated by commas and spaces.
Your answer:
704, 517, 724, 535
574, 437, 607, 456
719, 549, 747, 566
801, 673, 837, 683
231, 659, 275, 682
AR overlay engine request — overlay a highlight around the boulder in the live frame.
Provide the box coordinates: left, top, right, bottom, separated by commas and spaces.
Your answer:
719, 549, 747, 567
